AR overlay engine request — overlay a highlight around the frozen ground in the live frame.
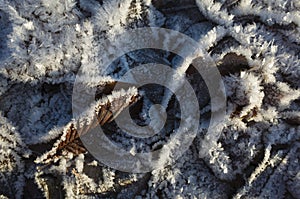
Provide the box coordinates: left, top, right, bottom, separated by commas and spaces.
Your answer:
0, 0, 299, 198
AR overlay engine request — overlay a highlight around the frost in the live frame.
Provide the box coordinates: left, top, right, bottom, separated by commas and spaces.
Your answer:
0, 114, 30, 198
0, 0, 299, 198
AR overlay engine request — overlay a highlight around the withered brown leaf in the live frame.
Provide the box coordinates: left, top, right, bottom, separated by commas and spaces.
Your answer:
36, 87, 139, 165
217, 52, 249, 76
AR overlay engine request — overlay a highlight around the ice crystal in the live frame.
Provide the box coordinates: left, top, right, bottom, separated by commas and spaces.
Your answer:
0, 0, 299, 198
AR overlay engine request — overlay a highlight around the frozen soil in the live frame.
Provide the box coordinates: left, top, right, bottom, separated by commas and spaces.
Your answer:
0, 0, 299, 198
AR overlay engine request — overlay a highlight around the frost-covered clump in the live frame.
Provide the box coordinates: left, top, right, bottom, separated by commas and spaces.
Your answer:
0, 114, 31, 198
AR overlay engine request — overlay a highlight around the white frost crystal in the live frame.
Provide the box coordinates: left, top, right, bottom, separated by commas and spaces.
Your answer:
0, 0, 299, 198
0, 114, 30, 198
